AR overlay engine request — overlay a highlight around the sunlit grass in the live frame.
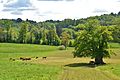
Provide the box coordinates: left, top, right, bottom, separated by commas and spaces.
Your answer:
0, 61, 61, 80
0, 43, 62, 80
0, 43, 57, 53
0, 43, 120, 80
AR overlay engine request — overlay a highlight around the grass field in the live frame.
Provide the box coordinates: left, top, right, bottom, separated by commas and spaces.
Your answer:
0, 43, 120, 80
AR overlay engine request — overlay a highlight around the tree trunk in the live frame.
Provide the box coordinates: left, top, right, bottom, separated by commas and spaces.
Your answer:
95, 56, 105, 65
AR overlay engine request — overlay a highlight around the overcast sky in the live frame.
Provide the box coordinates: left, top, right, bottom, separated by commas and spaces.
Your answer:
0, 0, 120, 21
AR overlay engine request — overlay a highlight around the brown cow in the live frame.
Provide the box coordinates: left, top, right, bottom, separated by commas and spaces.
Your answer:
42, 57, 47, 59
36, 57, 38, 59
20, 57, 31, 61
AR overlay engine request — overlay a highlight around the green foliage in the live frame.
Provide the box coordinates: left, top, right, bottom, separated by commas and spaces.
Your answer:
47, 29, 60, 45
69, 40, 74, 47
74, 19, 113, 64
61, 32, 70, 49
112, 18, 120, 43
74, 24, 85, 31
0, 27, 5, 42
62, 28, 76, 39
0, 12, 120, 45
18, 22, 29, 43
32, 27, 42, 44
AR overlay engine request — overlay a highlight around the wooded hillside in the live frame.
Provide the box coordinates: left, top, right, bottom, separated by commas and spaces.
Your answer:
0, 12, 120, 46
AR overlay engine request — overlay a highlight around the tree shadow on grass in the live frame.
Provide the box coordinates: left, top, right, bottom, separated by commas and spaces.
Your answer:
64, 63, 104, 68
65, 62, 108, 68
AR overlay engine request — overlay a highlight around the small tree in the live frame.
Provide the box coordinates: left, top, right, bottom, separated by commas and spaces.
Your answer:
0, 27, 5, 42
18, 22, 29, 43
74, 20, 113, 64
41, 30, 47, 45
61, 32, 70, 49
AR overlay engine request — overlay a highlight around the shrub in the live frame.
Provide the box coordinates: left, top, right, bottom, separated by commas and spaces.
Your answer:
58, 45, 66, 50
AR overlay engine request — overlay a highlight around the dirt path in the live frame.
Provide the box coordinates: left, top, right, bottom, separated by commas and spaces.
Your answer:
59, 67, 120, 80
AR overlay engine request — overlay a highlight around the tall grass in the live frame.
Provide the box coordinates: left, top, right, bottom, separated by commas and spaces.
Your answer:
0, 43, 62, 80
0, 61, 61, 80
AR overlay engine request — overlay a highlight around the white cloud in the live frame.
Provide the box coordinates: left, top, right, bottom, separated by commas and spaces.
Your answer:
4, 0, 32, 8
93, 9, 108, 13
37, 0, 74, 1
11, 11, 22, 15
0, 0, 120, 21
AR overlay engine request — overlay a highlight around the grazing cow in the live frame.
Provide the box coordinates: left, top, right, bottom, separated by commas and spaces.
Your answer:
42, 57, 47, 59
20, 57, 31, 61
9, 58, 13, 60
20, 57, 23, 60
36, 57, 38, 59
9, 58, 15, 61
26, 58, 31, 60
24, 58, 31, 60
12, 59, 15, 61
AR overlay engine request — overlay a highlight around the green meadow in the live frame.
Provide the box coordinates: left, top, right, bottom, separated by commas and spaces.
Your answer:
0, 43, 120, 80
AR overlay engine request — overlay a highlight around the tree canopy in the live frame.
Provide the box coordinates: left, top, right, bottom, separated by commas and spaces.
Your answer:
73, 19, 114, 64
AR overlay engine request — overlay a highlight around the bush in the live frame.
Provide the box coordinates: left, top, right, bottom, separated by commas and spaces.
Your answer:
58, 45, 66, 50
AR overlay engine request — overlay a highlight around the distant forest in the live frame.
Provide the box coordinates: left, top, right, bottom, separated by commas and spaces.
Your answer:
0, 12, 120, 47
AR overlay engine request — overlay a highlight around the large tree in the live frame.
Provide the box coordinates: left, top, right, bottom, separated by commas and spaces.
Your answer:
73, 19, 113, 64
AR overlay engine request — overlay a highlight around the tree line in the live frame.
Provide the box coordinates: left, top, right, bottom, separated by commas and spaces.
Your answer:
0, 12, 120, 48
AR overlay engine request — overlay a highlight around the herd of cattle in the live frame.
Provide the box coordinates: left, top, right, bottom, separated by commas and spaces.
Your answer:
9, 56, 47, 61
